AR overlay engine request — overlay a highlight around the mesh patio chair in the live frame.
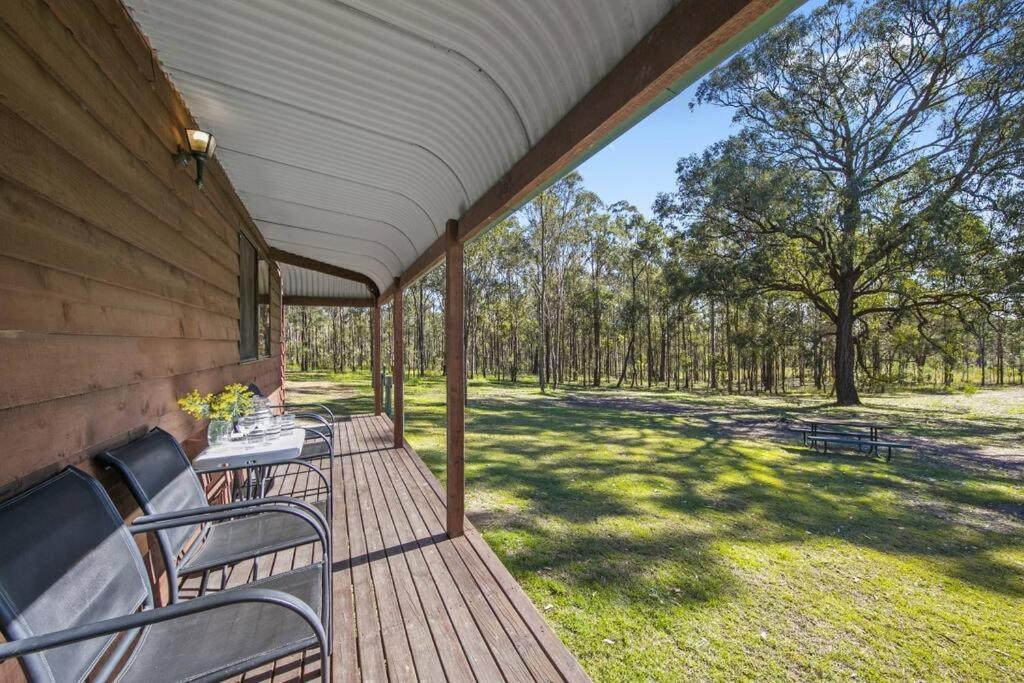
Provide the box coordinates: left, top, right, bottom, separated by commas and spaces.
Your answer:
0, 468, 329, 682
99, 428, 331, 625
247, 384, 335, 448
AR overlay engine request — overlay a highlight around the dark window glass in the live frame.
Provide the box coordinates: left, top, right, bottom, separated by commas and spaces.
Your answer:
238, 234, 258, 360
258, 259, 271, 358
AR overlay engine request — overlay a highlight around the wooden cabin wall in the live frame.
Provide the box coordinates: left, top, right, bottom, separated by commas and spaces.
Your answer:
0, 0, 283, 497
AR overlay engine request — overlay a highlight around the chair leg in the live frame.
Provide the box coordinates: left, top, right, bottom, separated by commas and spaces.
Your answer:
320, 645, 332, 683
198, 569, 210, 596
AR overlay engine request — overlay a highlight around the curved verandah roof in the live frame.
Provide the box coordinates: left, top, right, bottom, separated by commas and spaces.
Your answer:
124, 0, 802, 300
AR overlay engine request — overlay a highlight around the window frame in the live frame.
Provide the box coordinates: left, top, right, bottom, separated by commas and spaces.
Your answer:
238, 232, 259, 361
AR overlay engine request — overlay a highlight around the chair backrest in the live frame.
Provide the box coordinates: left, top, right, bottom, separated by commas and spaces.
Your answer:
0, 468, 151, 682
99, 428, 208, 557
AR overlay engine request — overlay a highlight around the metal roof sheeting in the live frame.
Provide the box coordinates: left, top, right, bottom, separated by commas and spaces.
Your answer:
279, 264, 373, 300
125, 0, 678, 294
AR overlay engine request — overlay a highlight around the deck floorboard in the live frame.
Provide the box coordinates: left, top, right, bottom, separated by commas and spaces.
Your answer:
189, 413, 588, 682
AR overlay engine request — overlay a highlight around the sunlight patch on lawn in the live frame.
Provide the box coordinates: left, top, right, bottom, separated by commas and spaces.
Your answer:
287, 370, 1024, 681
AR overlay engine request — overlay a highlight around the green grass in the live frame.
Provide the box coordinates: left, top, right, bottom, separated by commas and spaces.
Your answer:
288, 369, 1024, 681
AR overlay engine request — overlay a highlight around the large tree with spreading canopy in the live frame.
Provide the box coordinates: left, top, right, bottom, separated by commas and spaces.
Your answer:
656, 0, 1023, 404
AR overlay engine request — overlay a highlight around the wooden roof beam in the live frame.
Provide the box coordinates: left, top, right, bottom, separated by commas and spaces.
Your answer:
282, 295, 376, 308
378, 0, 799, 303
268, 247, 380, 298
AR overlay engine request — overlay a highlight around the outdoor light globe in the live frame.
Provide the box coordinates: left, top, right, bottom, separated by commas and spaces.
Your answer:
179, 128, 216, 188
185, 128, 215, 157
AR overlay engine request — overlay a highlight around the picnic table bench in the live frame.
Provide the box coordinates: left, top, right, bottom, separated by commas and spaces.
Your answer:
792, 420, 910, 462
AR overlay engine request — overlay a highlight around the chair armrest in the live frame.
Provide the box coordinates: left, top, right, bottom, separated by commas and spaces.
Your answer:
302, 430, 334, 457
269, 458, 332, 499
292, 412, 333, 438
273, 402, 336, 422
0, 588, 326, 663
132, 504, 328, 549
131, 496, 329, 537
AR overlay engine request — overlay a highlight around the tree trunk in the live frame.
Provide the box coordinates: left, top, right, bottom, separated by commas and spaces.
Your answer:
709, 299, 718, 390
834, 284, 860, 405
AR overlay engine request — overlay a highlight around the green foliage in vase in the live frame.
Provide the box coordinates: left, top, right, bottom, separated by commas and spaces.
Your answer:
177, 384, 254, 422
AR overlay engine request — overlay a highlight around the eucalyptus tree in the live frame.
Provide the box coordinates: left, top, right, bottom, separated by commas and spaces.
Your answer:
583, 211, 622, 385
656, 0, 1024, 404
522, 171, 598, 391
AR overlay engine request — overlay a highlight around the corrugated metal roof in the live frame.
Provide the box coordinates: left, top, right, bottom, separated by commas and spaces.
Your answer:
125, 0, 678, 294
279, 264, 373, 300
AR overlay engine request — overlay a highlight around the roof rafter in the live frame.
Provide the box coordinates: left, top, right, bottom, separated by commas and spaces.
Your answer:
282, 295, 376, 308
268, 247, 380, 298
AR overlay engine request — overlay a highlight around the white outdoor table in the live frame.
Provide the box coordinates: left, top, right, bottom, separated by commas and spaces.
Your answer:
193, 427, 306, 471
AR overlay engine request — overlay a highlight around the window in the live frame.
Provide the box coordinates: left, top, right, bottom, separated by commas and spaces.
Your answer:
238, 234, 258, 360
239, 233, 273, 361
257, 258, 272, 358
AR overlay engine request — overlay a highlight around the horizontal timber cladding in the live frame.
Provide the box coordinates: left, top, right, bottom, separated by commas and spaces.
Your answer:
0, 0, 283, 497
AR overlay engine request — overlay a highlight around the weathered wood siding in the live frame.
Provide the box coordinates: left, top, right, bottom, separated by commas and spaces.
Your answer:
0, 0, 283, 496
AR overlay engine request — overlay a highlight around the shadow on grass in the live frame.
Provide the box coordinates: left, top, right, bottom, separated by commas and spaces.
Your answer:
288, 371, 1024, 604
458, 385, 1024, 600
284, 370, 374, 417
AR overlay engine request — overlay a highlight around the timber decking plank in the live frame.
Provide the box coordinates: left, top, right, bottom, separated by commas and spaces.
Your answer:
384, 435, 559, 683
352, 448, 451, 682
351, 417, 467, 681
348, 422, 448, 681
348, 432, 418, 681
362, 419, 536, 682
366, 459, 490, 682
374, 415, 586, 682
328, 435, 361, 683
282, 462, 322, 683
341, 421, 391, 683
190, 414, 587, 682
362, 417, 552, 683
393, 433, 589, 683
359, 418, 540, 683
370, 446, 515, 683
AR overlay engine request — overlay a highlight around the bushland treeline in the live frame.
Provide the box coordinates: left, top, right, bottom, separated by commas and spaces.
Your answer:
286, 187, 1024, 395
286, 0, 1024, 402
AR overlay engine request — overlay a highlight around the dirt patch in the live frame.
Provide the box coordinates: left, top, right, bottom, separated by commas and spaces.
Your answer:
559, 392, 1023, 478
468, 506, 537, 531
287, 381, 356, 400
563, 393, 742, 417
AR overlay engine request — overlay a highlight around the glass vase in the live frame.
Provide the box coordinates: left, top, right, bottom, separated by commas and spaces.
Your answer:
206, 419, 233, 445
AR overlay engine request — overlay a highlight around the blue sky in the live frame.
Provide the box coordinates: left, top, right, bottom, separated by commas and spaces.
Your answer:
577, 0, 825, 217
576, 83, 737, 217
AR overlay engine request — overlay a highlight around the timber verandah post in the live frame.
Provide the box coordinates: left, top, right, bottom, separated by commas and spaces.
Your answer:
372, 305, 382, 415
445, 219, 466, 537
392, 279, 404, 448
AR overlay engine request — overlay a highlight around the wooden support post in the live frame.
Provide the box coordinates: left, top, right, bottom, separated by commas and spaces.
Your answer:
445, 219, 465, 537
280, 291, 287, 404
392, 279, 404, 448
372, 305, 382, 415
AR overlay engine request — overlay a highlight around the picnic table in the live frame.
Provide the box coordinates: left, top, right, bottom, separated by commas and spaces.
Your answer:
794, 420, 909, 462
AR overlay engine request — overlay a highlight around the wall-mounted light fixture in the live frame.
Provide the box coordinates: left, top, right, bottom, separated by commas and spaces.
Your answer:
176, 128, 216, 188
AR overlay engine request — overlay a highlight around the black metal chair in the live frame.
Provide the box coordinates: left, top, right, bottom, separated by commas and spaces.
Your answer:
0, 468, 329, 682
98, 428, 331, 622
247, 383, 335, 448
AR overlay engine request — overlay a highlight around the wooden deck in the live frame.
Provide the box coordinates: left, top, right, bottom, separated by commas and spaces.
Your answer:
188, 414, 588, 682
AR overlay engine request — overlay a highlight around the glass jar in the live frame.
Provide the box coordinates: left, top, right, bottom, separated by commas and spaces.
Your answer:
206, 419, 233, 446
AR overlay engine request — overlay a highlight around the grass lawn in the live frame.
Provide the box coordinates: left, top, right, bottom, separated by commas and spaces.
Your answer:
287, 370, 1024, 681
